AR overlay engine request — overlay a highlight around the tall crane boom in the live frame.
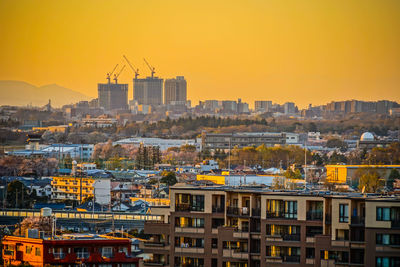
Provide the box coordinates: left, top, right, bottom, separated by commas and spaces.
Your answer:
123, 55, 139, 79
107, 64, 119, 83
114, 65, 126, 84
143, 58, 155, 78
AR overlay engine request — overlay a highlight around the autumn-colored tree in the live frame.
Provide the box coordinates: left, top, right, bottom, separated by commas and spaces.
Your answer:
284, 169, 303, 179
13, 216, 52, 236
356, 168, 384, 193
272, 177, 285, 189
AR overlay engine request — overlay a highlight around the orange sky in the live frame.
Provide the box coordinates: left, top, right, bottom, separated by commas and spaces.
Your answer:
0, 0, 400, 108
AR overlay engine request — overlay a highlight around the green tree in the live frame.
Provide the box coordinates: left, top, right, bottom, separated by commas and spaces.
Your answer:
387, 169, 400, 190
6, 180, 31, 208
326, 138, 348, 152
160, 171, 177, 186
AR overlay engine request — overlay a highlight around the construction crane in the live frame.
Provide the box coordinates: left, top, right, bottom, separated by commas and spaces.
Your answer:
113, 65, 126, 84
106, 64, 119, 83
143, 58, 156, 78
123, 55, 139, 79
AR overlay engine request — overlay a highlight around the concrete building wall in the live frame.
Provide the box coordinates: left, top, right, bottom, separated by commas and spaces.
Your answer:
94, 179, 111, 205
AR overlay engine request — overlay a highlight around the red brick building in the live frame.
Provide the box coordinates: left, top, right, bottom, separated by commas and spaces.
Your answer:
2, 234, 140, 267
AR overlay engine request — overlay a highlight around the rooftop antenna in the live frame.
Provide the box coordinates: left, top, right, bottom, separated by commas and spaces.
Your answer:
123, 55, 139, 79
143, 58, 156, 78
107, 64, 119, 83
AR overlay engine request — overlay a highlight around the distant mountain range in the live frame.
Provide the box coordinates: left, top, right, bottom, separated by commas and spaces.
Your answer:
0, 80, 91, 107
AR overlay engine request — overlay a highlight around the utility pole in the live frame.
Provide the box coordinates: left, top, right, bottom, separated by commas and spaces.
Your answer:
15, 189, 18, 209
21, 184, 24, 208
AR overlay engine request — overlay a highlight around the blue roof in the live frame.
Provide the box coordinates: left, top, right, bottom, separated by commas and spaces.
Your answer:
34, 203, 66, 210
58, 169, 71, 174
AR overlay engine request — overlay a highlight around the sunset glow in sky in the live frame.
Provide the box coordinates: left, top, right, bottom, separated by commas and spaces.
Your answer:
1, 0, 400, 108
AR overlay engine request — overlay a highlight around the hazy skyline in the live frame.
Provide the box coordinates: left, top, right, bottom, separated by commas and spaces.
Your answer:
1, 0, 400, 108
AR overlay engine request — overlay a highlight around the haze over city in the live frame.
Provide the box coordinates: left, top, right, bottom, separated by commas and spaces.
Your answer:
1, 0, 400, 108
1, 2, 400, 267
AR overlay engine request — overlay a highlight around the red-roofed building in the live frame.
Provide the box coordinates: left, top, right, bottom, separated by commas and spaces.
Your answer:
2, 234, 140, 267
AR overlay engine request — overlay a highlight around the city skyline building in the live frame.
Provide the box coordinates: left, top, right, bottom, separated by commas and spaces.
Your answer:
164, 76, 187, 105
98, 82, 128, 111
133, 77, 163, 106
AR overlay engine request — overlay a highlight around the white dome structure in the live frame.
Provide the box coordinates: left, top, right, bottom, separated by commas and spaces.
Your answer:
360, 132, 374, 141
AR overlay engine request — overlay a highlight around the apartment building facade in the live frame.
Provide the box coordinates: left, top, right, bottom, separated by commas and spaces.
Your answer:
201, 132, 286, 151
142, 185, 400, 267
98, 82, 129, 111
164, 76, 187, 105
2, 234, 139, 267
51, 176, 111, 205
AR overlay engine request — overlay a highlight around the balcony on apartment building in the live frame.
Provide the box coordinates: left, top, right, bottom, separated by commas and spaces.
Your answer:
233, 225, 250, 239
282, 233, 301, 242
175, 194, 205, 212
266, 211, 298, 219
266, 225, 301, 242
227, 206, 250, 217
212, 205, 225, 213
174, 257, 204, 267
266, 247, 301, 264
306, 210, 323, 221
223, 241, 249, 260
144, 259, 167, 266
212, 195, 225, 214
350, 216, 365, 226
252, 208, 261, 217
140, 234, 169, 250
306, 201, 323, 221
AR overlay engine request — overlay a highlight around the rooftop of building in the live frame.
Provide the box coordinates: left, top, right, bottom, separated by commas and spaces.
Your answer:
3, 233, 131, 243
203, 132, 285, 137
170, 183, 400, 201
325, 164, 400, 168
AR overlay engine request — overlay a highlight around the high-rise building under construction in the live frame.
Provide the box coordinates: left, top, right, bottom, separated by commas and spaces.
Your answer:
133, 77, 163, 105
98, 65, 128, 111
98, 83, 128, 111
164, 76, 187, 105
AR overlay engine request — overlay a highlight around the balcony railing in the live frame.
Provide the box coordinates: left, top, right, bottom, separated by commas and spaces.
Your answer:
351, 216, 365, 225
212, 206, 224, 213
391, 220, 400, 228
175, 203, 191, 212
306, 210, 323, 221
252, 208, 261, 217
250, 226, 261, 233
266, 211, 297, 219
283, 255, 301, 263
282, 234, 301, 241
144, 260, 166, 266
144, 241, 166, 247
227, 207, 250, 217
